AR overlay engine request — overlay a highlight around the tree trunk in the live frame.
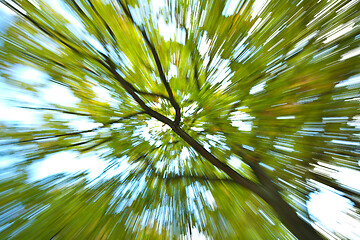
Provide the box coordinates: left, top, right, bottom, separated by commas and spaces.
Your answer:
172, 126, 324, 240
258, 186, 324, 240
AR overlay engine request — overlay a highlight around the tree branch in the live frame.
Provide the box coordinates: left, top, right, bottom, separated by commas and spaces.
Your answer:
88, 0, 118, 46
170, 127, 264, 195
139, 28, 181, 125
100, 55, 175, 126
80, 137, 113, 153
6, 0, 177, 128
1, 111, 145, 145
1, 1, 81, 54
194, 61, 201, 91
134, 90, 170, 101
118, 1, 181, 126
16, 106, 91, 117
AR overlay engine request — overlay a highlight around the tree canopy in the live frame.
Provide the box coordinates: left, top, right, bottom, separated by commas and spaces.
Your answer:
0, 0, 359, 239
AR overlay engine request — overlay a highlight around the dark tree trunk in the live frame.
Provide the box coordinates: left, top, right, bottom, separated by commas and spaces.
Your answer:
258, 186, 324, 240
172, 126, 324, 240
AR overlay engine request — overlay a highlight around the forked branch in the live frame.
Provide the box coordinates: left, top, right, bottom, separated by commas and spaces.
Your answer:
118, 1, 181, 126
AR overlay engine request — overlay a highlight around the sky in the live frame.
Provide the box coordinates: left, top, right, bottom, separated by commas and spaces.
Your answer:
0, 1, 359, 239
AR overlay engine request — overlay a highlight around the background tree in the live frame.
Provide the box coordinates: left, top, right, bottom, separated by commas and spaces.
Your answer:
0, 0, 359, 239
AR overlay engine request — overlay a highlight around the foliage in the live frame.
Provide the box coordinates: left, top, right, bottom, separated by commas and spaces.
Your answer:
0, 0, 359, 239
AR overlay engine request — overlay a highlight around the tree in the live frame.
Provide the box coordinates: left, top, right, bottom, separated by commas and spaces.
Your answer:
0, 0, 359, 239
